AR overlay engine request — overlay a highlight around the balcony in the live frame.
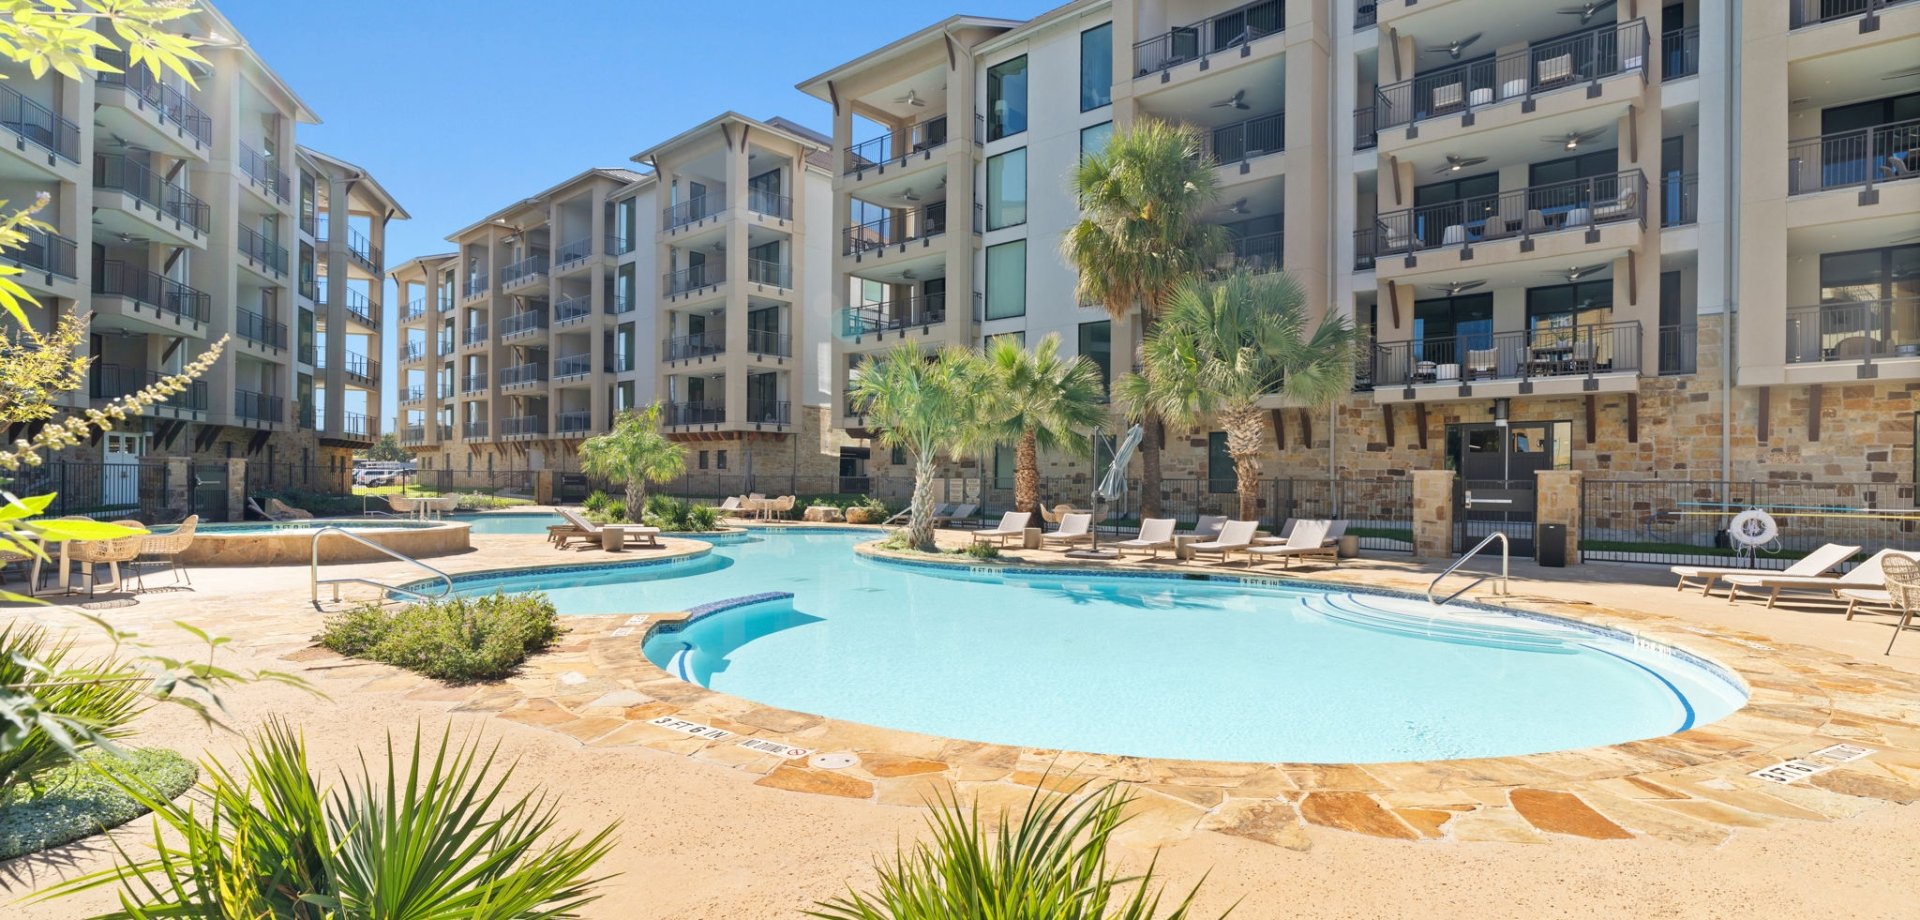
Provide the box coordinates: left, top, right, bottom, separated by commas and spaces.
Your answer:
554, 353, 598, 379
1356, 2, 1377, 29
464, 277, 489, 300
401, 341, 427, 364
1374, 20, 1648, 133
464, 420, 490, 439
1791, 0, 1918, 29
401, 425, 426, 445
840, 293, 947, 339
1203, 111, 1285, 164
91, 363, 207, 415
747, 258, 792, 288
403, 297, 427, 322
746, 398, 790, 427
1354, 106, 1377, 151
1374, 170, 1646, 264
747, 188, 794, 220
553, 294, 599, 325
1663, 26, 1699, 81
664, 263, 726, 297
1662, 174, 1698, 227
340, 413, 376, 440
94, 153, 210, 237
463, 323, 490, 347
500, 416, 547, 438
556, 410, 592, 435
843, 202, 947, 256
462, 373, 488, 394
1658, 324, 1698, 375
96, 260, 210, 325
1133, 0, 1285, 78
664, 195, 724, 231
665, 331, 725, 362
747, 328, 791, 357
498, 363, 547, 388
665, 400, 725, 426
1353, 227, 1377, 271
554, 237, 596, 267
1226, 231, 1283, 275
238, 143, 290, 203
238, 225, 287, 275
500, 309, 547, 340
336, 288, 377, 329
438, 334, 455, 354
437, 424, 453, 440
94, 48, 212, 152
400, 385, 425, 403
0, 80, 80, 166
319, 351, 378, 387
499, 252, 548, 290
1786, 297, 1920, 365
845, 116, 949, 175
234, 388, 283, 424
234, 308, 287, 350
5, 228, 77, 281
1787, 118, 1919, 197
1370, 321, 1643, 400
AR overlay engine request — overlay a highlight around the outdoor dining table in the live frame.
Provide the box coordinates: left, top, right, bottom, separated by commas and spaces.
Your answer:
26, 525, 149, 596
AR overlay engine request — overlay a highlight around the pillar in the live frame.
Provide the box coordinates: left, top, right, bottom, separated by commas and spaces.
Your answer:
1534, 469, 1583, 566
166, 456, 191, 519
225, 458, 247, 522
1411, 468, 1454, 561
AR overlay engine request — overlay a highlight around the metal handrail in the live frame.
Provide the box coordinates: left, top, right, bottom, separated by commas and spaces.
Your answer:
1427, 531, 1509, 606
310, 525, 454, 606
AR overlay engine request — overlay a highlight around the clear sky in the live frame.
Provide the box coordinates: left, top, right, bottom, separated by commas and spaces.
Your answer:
218, 0, 1054, 425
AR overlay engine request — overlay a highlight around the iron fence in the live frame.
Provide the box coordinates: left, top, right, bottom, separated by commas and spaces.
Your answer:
1133, 0, 1284, 77
5, 459, 171, 521
245, 461, 348, 495
1662, 26, 1699, 80
413, 469, 535, 495
1581, 479, 1919, 567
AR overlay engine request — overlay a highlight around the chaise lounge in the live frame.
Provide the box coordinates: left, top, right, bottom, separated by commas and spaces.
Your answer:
1186, 520, 1259, 566
972, 511, 1032, 547
1114, 518, 1177, 559
1671, 542, 1858, 595
1042, 513, 1095, 548
1248, 520, 1340, 568
1718, 548, 1915, 608
554, 508, 662, 550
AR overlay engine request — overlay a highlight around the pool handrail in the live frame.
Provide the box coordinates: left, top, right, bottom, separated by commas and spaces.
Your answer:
309, 525, 454, 606
1428, 531, 1510, 606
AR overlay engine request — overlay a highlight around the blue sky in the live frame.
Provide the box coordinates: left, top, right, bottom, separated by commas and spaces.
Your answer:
219, 0, 1053, 424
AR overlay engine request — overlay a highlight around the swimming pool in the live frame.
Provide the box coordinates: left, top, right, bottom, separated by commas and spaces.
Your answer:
450, 512, 564, 535
152, 519, 443, 535
441, 529, 1747, 763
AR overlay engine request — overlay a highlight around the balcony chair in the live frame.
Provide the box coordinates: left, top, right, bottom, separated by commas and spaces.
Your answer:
1441, 224, 1468, 246
1536, 54, 1575, 89
1466, 348, 1498, 379
1524, 209, 1551, 234
1593, 188, 1638, 223
1880, 152, 1911, 180
1501, 77, 1529, 100
1380, 222, 1417, 253
1430, 83, 1465, 115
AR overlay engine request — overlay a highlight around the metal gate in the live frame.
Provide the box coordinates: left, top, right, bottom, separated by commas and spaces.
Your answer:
557, 473, 589, 503
192, 463, 229, 521
1455, 478, 1536, 556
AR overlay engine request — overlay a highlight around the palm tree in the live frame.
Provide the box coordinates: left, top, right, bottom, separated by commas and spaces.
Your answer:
578, 401, 686, 522
850, 342, 988, 552
1063, 119, 1230, 517
981, 334, 1108, 515
1117, 271, 1359, 522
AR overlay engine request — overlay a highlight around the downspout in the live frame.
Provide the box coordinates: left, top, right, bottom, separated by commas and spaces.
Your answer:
1721, 0, 1739, 483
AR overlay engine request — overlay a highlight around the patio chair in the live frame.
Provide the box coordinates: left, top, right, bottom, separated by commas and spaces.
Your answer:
555, 508, 661, 550
267, 498, 313, 520
1186, 520, 1260, 566
1042, 513, 1095, 548
66, 519, 149, 596
1669, 543, 1862, 594
1184, 515, 1229, 541
933, 503, 978, 527
1592, 187, 1638, 223
1719, 549, 1916, 608
1876, 555, 1920, 655
1466, 348, 1498, 379
718, 496, 748, 517
1114, 518, 1177, 559
972, 511, 1032, 547
1249, 520, 1338, 568
135, 514, 198, 588
1430, 82, 1465, 114
1380, 221, 1417, 254
1523, 209, 1550, 234
1536, 54, 1574, 88
386, 494, 420, 519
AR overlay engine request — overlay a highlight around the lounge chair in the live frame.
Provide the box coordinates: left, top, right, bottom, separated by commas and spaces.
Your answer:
1184, 515, 1229, 541
933, 503, 978, 527
1877, 555, 1920, 654
1671, 542, 1858, 595
1719, 549, 1915, 608
972, 511, 1032, 547
554, 508, 661, 550
1249, 520, 1338, 568
1186, 520, 1259, 566
135, 514, 197, 588
267, 498, 313, 520
1042, 513, 1094, 548
1114, 518, 1177, 559
717, 496, 746, 516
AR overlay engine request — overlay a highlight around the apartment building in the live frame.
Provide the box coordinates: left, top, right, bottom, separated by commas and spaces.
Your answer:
0, 2, 404, 503
393, 113, 843, 484
801, 0, 1920, 496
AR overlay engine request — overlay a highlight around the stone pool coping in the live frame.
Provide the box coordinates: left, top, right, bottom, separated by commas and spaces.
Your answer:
181, 520, 474, 566
292, 528, 1920, 849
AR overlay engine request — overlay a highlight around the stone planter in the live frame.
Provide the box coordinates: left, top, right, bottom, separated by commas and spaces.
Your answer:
843, 507, 882, 524
803, 505, 845, 523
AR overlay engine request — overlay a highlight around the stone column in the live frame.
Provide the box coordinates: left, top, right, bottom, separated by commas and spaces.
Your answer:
166, 457, 191, 519
1411, 469, 1454, 561
1534, 469, 1583, 565
225, 458, 247, 522
535, 469, 556, 506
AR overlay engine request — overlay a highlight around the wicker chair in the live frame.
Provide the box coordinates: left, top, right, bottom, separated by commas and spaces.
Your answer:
1879, 555, 1920, 655
66, 519, 149, 596
135, 514, 198, 588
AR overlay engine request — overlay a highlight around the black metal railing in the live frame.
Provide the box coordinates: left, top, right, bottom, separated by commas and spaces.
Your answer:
236, 308, 287, 349
846, 115, 949, 173
1228, 231, 1283, 274
1353, 105, 1377, 150
1661, 173, 1698, 227
553, 353, 595, 378
500, 416, 546, 438
840, 293, 948, 337
338, 352, 378, 384
555, 237, 593, 264
96, 260, 210, 322
7, 227, 77, 279
1786, 297, 1920, 364
1792, 0, 1918, 29
499, 253, 548, 286
1374, 170, 1646, 254
747, 258, 791, 288
1582, 478, 1919, 567
91, 363, 207, 412
464, 419, 490, 438
666, 400, 726, 426
463, 323, 490, 346
1134, 0, 1284, 77
1355, 2, 1377, 28
1371, 320, 1643, 386
401, 425, 426, 443
0, 80, 79, 162
437, 334, 455, 353
401, 341, 426, 363
498, 363, 546, 387
746, 398, 790, 426
499, 310, 546, 337
342, 288, 376, 327
664, 262, 726, 296
1662, 26, 1699, 80
437, 424, 453, 440
1203, 111, 1285, 162
238, 225, 287, 273
341, 413, 375, 439
94, 153, 210, 231
553, 294, 597, 323
665, 331, 725, 361
238, 143, 290, 202
1787, 118, 1920, 195
557, 410, 592, 434
747, 328, 791, 356
1374, 19, 1648, 130
1658, 323, 1697, 375
843, 201, 948, 255
664, 194, 723, 230
1352, 227, 1376, 271
234, 388, 283, 423
747, 188, 793, 219
462, 373, 488, 394
96, 48, 213, 145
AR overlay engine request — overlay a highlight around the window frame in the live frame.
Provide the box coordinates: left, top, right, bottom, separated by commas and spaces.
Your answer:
1079, 22, 1113, 113
987, 55, 1030, 141
1206, 432, 1236, 494
985, 148, 1028, 230
984, 239, 1028, 320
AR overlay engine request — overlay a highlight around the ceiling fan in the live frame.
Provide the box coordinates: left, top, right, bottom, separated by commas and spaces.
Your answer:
1433, 153, 1489, 174
901, 268, 918, 281
1424, 33, 1482, 59
1210, 89, 1250, 110
1885, 65, 1920, 82
1544, 128, 1606, 150
902, 187, 922, 202
1558, 0, 1617, 25
1224, 197, 1250, 215
1551, 262, 1610, 282
1432, 280, 1487, 296
894, 89, 927, 108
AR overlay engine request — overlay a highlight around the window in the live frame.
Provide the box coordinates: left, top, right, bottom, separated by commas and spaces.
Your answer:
1078, 320, 1111, 393
698, 450, 709, 470
1412, 293, 1494, 351
1080, 121, 1113, 158
986, 149, 1027, 229
986, 331, 1026, 349
1526, 280, 1614, 332
614, 198, 635, 252
1207, 432, 1235, 494
890, 445, 907, 466
987, 56, 1029, 141
717, 450, 728, 470
985, 240, 1027, 319
993, 444, 1016, 490
1080, 23, 1112, 112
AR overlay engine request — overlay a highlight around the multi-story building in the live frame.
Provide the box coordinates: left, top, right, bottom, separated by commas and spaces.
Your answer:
801, 0, 1920, 497
0, 1, 404, 504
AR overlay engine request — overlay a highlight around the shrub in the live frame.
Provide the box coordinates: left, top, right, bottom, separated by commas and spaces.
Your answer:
583, 490, 611, 514
641, 495, 722, 532
0, 748, 196, 860
315, 593, 562, 683
0, 624, 148, 795
962, 541, 1000, 560
589, 501, 627, 525
455, 491, 524, 511
875, 531, 913, 552
685, 503, 721, 531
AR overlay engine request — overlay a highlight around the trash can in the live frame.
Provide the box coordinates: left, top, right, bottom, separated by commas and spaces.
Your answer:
1537, 523, 1567, 567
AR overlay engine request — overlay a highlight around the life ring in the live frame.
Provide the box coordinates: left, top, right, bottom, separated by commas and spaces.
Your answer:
1727, 509, 1779, 548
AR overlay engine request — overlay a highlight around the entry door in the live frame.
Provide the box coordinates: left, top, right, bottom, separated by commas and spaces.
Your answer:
1450, 422, 1548, 554
101, 433, 144, 508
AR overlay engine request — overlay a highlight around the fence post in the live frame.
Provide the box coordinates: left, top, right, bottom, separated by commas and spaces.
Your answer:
535, 470, 557, 505
1535, 469, 1583, 566
165, 457, 190, 519
1412, 469, 1454, 561
225, 458, 247, 522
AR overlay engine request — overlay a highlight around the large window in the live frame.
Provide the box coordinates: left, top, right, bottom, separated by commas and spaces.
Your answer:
986, 149, 1027, 229
1080, 121, 1113, 158
1528, 149, 1619, 188
1207, 432, 1235, 494
1080, 23, 1112, 112
1078, 320, 1111, 393
993, 444, 1016, 490
1526, 280, 1615, 332
985, 240, 1027, 319
1412, 293, 1493, 351
987, 56, 1029, 141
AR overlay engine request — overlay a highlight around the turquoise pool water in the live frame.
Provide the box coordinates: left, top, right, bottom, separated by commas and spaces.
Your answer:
442, 529, 1747, 763
451, 513, 565, 535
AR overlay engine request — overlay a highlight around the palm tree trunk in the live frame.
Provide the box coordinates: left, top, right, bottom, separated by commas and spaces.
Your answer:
1138, 414, 1163, 519
625, 482, 644, 523
907, 451, 939, 551
1015, 429, 1040, 514
1224, 409, 1267, 522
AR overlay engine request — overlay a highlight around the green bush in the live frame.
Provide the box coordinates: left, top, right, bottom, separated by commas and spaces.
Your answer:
0, 624, 148, 795
583, 490, 612, 514
588, 501, 628, 525
315, 593, 562, 683
454, 491, 525, 511
962, 541, 1000, 560
641, 495, 723, 532
0, 748, 196, 860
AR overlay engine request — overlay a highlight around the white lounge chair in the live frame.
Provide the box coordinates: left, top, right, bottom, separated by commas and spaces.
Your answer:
1185, 515, 1229, 541
1249, 520, 1337, 568
555, 508, 662, 550
972, 511, 1032, 547
1671, 542, 1858, 595
718, 496, 747, 517
1186, 520, 1260, 566
1042, 513, 1094, 548
1114, 518, 1177, 559
1719, 549, 1915, 608
934, 503, 979, 527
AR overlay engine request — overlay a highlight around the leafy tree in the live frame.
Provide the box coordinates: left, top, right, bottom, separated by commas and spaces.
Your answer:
1064, 120, 1230, 518
1117, 271, 1358, 521
980, 334, 1106, 515
850, 343, 988, 552
578, 402, 686, 522
357, 431, 408, 462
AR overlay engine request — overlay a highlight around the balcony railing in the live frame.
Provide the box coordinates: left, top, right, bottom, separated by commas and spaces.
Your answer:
401, 341, 427, 363
843, 202, 948, 255
7, 228, 77, 279
500, 416, 547, 438
1372, 321, 1643, 387
665, 400, 726, 426
96, 260, 210, 323
665, 331, 725, 361
401, 385, 425, 402
464, 323, 490, 346
401, 425, 426, 444
1356, 2, 1377, 29
234, 388, 283, 423
498, 363, 546, 387
613, 292, 636, 314
747, 328, 791, 357
326, 351, 378, 385
747, 188, 794, 219
845, 115, 949, 174
341, 288, 377, 328
664, 262, 726, 296
1658, 323, 1697, 375
1662, 26, 1699, 81
664, 194, 723, 230
746, 398, 790, 426
94, 154, 210, 231
437, 424, 453, 440
1228, 231, 1283, 274
1352, 227, 1377, 271
1792, 0, 1917, 29
610, 233, 634, 256
554, 294, 600, 323
1786, 297, 1920, 364
499, 310, 546, 338
464, 277, 489, 299
1374, 170, 1646, 256
499, 253, 548, 286
1374, 19, 1648, 130
462, 374, 488, 394
747, 258, 792, 288
0, 80, 79, 162
840, 293, 948, 338
557, 410, 592, 434
1661, 173, 1698, 227
1203, 111, 1285, 164
403, 297, 427, 321
1134, 0, 1285, 77
238, 143, 289, 202
341, 413, 375, 438
1787, 118, 1920, 196
92, 364, 207, 412
555, 237, 593, 264
238, 225, 287, 274
437, 335, 455, 354
1354, 106, 1377, 151
95, 48, 213, 145
464, 420, 490, 438
554, 353, 597, 378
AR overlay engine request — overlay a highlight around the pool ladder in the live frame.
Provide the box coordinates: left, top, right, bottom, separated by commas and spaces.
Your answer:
309, 526, 454, 607
1427, 532, 1511, 607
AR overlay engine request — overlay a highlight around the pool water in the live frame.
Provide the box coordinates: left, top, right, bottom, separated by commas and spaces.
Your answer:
153, 519, 441, 535
444, 529, 1746, 763
452, 513, 565, 535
